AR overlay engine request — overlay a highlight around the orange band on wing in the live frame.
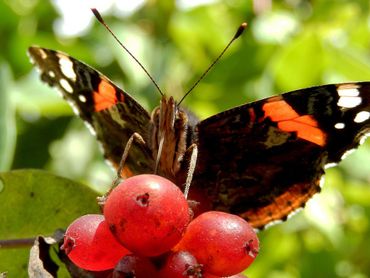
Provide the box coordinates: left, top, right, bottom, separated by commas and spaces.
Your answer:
263, 100, 326, 146
293, 115, 319, 127
93, 80, 121, 111
278, 121, 325, 146
262, 99, 300, 121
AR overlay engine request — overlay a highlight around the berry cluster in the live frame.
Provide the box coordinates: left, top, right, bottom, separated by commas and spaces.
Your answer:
62, 174, 259, 277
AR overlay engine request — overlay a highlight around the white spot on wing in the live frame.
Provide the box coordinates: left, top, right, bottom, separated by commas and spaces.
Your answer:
48, 70, 55, 78
263, 207, 304, 230
359, 133, 370, 145
319, 175, 325, 187
337, 87, 359, 97
334, 123, 345, 129
64, 96, 80, 115
325, 162, 337, 169
83, 121, 96, 136
78, 95, 87, 103
38, 48, 47, 59
57, 53, 77, 81
104, 157, 116, 170
341, 148, 355, 160
263, 219, 284, 229
354, 111, 370, 123
59, 78, 73, 93
337, 96, 362, 108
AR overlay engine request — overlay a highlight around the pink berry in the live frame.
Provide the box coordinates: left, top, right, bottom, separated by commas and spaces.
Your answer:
159, 251, 202, 277
104, 174, 190, 257
175, 211, 259, 276
112, 254, 158, 278
62, 214, 130, 271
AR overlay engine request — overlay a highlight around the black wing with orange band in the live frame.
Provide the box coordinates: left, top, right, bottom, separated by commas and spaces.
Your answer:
28, 46, 155, 176
193, 82, 370, 228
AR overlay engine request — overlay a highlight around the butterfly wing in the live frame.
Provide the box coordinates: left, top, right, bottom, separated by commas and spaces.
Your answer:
28, 46, 155, 176
193, 82, 370, 228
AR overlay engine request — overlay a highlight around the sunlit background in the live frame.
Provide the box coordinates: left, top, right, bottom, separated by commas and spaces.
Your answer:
1, 0, 370, 277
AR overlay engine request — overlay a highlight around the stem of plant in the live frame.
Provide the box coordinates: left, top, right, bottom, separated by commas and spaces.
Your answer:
0, 238, 36, 248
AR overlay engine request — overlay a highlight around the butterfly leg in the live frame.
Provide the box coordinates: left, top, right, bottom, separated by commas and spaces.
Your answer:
98, 133, 148, 208
114, 132, 148, 185
183, 143, 198, 198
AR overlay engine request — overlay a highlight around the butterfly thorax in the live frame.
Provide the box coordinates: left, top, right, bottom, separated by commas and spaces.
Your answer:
149, 96, 189, 181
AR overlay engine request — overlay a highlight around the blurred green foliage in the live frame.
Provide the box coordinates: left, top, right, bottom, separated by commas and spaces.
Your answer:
1, 0, 370, 277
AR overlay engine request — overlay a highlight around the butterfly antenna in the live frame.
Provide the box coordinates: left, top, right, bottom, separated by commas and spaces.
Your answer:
91, 8, 164, 97
178, 22, 247, 105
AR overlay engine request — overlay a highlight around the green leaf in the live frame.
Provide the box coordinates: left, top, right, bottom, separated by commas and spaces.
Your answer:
0, 63, 16, 171
0, 169, 101, 276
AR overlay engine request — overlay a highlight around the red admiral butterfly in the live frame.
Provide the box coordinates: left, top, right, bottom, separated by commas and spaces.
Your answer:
28, 41, 370, 229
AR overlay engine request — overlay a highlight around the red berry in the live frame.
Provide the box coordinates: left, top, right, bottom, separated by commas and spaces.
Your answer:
104, 174, 190, 257
159, 251, 202, 278
112, 254, 158, 278
174, 211, 259, 276
62, 214, 130, 271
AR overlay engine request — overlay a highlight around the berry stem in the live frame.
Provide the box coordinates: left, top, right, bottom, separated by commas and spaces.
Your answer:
0, 237, 36, 248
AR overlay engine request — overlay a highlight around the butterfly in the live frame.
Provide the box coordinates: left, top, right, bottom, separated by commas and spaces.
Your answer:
28, 44, 370, 229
